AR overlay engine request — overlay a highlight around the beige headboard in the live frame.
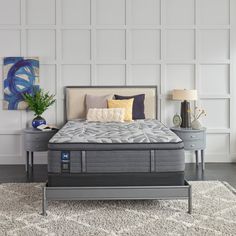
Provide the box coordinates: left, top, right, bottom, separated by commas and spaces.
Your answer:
65, 86, 158, 121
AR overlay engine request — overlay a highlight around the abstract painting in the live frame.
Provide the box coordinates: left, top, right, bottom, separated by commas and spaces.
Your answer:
3, 57, 39, 110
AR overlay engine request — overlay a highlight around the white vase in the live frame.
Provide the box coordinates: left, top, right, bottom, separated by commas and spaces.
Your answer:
191, 119, 202, 130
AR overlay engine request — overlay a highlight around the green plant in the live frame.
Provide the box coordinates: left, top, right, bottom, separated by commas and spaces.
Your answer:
23, 89, 56, 116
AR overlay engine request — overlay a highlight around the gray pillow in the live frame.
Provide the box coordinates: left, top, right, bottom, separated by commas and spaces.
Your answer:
85, 94, 114, 112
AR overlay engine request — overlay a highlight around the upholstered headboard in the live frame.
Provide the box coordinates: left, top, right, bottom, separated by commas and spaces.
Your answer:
65, 86, 158, 121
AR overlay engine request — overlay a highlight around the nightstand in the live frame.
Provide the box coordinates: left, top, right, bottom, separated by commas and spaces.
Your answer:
171, 127, 206, 171
23, 128, 57, 173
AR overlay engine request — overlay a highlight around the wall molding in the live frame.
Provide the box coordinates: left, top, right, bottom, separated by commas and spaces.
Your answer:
0, 0, 235, 164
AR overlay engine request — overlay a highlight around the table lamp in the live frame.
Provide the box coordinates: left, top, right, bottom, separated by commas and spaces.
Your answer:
172, 89, 198, 128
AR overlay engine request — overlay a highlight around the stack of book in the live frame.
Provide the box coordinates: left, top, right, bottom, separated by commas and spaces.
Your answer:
36, 124, 59, 131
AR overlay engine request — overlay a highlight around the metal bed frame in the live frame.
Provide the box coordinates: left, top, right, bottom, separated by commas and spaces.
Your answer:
42, 86, 192, 216
42, 180, 192, 216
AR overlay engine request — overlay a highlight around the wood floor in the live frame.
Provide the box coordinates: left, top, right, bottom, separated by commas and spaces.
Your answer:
0, 163, 236, 188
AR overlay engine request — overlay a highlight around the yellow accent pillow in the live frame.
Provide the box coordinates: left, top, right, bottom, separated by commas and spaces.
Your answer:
108, 99, 134, 121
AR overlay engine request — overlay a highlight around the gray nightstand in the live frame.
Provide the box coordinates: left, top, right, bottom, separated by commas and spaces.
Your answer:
171, 127, 206, 171
23, 128, 57, 173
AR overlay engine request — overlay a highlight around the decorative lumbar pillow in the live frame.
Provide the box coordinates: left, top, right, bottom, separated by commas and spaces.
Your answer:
114, 94, 145, 119
85, 94, 113, 112
107, 99, 134, 121
87, 108, 125, 122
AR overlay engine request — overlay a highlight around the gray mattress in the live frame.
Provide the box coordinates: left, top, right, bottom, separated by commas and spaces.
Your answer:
48, 119, 185, 173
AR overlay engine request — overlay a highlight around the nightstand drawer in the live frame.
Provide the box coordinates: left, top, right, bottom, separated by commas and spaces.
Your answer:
184, 140, 205, 150
24, 141, 49, 151
24, 132, 55, 142
174, 131, 204, 141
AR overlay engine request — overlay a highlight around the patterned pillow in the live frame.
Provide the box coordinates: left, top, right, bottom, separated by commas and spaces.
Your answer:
107, 99, 134, 121
114, 94, 145, 119
85, 94, 114, 112
87, 108, 125, 122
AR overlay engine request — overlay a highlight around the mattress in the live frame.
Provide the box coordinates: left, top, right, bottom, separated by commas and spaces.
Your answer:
49, 119, 183, 150
48, 119, 185, 175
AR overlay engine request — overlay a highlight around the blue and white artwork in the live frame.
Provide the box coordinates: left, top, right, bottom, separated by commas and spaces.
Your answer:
3, 57, 39, 110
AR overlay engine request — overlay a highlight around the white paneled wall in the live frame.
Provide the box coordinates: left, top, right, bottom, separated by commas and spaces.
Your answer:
0, 0, 236, 164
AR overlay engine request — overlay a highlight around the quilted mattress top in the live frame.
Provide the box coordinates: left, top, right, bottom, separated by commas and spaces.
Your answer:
49, 119, 182, 144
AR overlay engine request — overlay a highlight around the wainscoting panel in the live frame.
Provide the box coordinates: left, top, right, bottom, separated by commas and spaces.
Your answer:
0, 0, 235, 164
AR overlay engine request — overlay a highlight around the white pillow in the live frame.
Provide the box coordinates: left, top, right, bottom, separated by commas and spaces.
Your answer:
87, 108, 125, 122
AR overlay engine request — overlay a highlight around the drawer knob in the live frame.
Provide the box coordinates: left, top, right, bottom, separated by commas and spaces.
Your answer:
190, 135, 196, 138
190, 144, 195, 147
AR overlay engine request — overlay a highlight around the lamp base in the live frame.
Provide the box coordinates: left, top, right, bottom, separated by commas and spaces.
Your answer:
180, 100, 191, 128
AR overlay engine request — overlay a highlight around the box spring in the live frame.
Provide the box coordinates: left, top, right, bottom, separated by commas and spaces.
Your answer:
48, 172, 185, 187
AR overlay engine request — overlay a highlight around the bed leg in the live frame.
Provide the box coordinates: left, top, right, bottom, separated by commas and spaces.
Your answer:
42, 186, 47, 216
188, 184, 192, 214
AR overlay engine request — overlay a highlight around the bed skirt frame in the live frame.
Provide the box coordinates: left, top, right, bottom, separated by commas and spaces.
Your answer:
42, 180, 192, 216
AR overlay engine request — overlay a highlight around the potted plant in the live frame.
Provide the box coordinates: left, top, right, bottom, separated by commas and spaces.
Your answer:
23, 89, 56, 128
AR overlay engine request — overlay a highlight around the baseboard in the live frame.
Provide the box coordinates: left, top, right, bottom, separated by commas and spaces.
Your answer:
0, 153, 47, 165
182, 152, 233, 163
230, 153, 236, 162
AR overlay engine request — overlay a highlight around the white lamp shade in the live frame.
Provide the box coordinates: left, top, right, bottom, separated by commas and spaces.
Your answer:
172, 89, 198, 101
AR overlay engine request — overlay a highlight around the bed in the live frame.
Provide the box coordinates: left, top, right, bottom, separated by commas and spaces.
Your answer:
42, 86, 192, 215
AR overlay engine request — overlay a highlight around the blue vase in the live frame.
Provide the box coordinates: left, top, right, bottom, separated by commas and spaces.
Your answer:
32, 116, 46, 128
